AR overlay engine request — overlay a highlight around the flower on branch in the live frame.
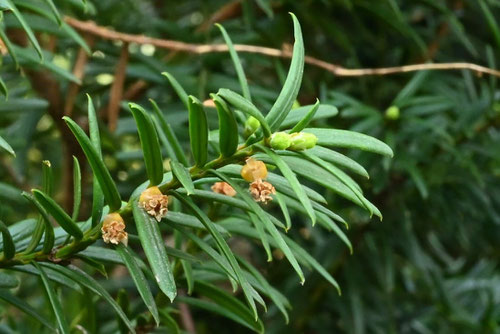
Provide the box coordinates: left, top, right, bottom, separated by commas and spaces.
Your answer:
241, 158, 276, 203
101, 213, 128, 246
249, 178, 276, 204
241, 158, 268, 182
139, 186, 169, 222
211, 182, 236, 197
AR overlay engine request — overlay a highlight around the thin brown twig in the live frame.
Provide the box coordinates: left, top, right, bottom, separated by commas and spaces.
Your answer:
64, 16, 500, 78
0, 158, 29, 191
107, 43, 129, 132
196, 0, 242, 33
64, 35, 94, 117
178, 291, 196, 333
123, 80, 148, 101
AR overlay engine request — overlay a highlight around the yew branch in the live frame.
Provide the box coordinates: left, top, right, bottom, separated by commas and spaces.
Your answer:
64, 16, 500, 78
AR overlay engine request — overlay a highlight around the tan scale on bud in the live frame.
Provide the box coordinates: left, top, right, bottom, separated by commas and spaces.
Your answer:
101, 213, 128, 246
211, 182, 236, 197
139, 186, 169, 222
249, 179, 276, 204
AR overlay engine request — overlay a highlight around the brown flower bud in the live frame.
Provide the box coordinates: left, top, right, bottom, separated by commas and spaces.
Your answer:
249, 179, 276, 204
241, 158, 268, 182
139, 186, 169, 222
203, 99, 216, 108
211, 182, 236, 197
101, 213, 128, 246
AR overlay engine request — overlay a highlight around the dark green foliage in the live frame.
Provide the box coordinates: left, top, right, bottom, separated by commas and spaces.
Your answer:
0, 1, 498, 333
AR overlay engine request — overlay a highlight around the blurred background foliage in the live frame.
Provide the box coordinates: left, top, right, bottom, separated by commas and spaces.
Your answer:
0, 0, 499, 333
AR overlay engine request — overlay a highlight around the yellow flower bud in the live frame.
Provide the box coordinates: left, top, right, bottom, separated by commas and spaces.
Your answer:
101, 213, 128, 246
241, 158, 268, 182
139, 186, 169, 222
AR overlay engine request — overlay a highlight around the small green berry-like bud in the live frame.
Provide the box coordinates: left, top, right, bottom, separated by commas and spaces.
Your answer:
244, 116, 260, 137
269, 132, 292, 150
493, 102, 500, 114
385, 106, 400, 120
289, 132, 318, 151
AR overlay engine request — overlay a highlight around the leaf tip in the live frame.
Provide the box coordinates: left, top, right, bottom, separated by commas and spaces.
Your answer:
161, 72, 172, 81
128, 102, 139, 110
167, 292, 177, 303
188, 95, 200, 105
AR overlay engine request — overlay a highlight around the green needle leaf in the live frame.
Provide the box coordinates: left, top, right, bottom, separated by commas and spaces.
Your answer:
42, 263, 136, 334
290, 99, 320, 133
285, 238, 341, 294
174, 227, 238, 282
265, 13, 304, 130
304, 146, 369, 178
159, 309, 181, 334
87, 95, 104, 227
0, 220, 14, 259
23, 160, 52, 255
162, 72, 189, 109
211, 93, 239, 157
0, 135, 14, 157
188, 96, 209, 167
133, 200, 177, 302
181, 259, 194, 295
32, 190, 83, 240
0, 272, 18, 288
150, 99, 189, 166
195, 281, 262, 332
72, 156, 81, 221
42, 0, 62, 25
301, 151, 373, 216
0, 21, 19, 68
216, 23, 252, 101
169, 192, 259, 320
280, 104, 338, 129
217, 88, 271, 137
248, 211, 272, 261
238, 256, 290, 323
32, 262, 70, 334
274, 192, 291, 231
0, 76, 7, 99
3, 0, 43, 60
209, 170, 305, 284
304, 128, 394, 157
0, 290, 55, 330
21, 193, 55, 254
170, 160, 195, 195
129, 103, 164, 186
258, 145, 316, 225
116, 244, 160, 325
63, 116, 122, 211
